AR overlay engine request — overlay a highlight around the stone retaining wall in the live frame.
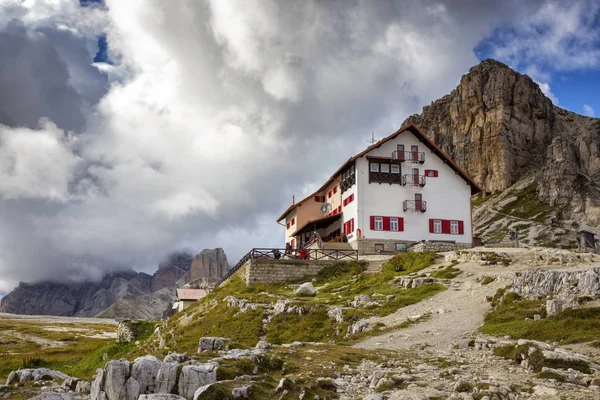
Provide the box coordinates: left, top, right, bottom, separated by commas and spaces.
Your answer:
349, 239, 416, 255
243, 258, 333, 285
408, 241, 472, 253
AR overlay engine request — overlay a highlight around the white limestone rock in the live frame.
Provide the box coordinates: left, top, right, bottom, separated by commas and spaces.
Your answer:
296, 282, 316, 296
178, 364, 218, 400
131, 355, 162, 394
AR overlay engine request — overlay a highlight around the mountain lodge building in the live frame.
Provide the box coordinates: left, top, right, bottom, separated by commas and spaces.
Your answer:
277, 124, 482, 254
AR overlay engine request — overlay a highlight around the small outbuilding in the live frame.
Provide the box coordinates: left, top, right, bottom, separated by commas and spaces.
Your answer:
173, 288, 207, 312
577, 230, 598, 253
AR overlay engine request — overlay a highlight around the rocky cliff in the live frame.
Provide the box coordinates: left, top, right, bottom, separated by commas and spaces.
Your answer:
403, 59, 600, 243
0, 249, 228, 319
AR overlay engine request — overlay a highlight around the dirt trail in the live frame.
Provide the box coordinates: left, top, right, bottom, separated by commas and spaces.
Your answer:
355, 248, 600, 352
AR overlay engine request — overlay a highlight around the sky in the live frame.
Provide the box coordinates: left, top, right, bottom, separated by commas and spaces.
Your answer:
0, 0, 599, 294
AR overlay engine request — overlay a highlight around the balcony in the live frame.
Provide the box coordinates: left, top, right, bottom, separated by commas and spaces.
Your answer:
392, 151, 425, 163
403, 200, 427, 212
402, 174, 426, 187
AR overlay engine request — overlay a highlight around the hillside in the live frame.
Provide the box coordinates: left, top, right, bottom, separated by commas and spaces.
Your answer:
2, 249, 599, 399
403, 59, 600, 244
0, 248, 228, 319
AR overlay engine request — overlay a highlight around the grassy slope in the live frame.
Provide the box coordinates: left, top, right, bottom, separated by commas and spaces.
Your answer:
480, 291, 600, 345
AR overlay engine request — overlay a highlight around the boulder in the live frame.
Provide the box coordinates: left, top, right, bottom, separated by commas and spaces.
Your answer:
103, 359, 131, 400
546, 299, 563, 316
178, 364, 218, 400
231, 385, 251, 398
131, 355, 162, 394
347, 320, 369, 335
61, 377, 80, 391
255, 340, 270, 350
156, 362, 179, 394
6, 371, 18, 385
75, 380, 91, 393
327, 307, 344, 322
198, 337, 230, 352
296, 282, 316, 296
351, 294, 372, 307
90, 368, 105, 400
163, 353, 187, 363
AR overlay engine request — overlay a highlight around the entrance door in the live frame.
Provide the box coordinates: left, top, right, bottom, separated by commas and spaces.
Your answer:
412, 168, 419, 185
411, 145, 418, 161
397, 144, 405, 161
415, 193, 422, 211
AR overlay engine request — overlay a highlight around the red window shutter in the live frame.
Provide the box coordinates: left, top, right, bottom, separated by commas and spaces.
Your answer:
442, 220, 451, 234
399, 217, 404, 232
351, 194, 354, 202
337, 205, 341, 213
382, 217, 390, 231
291, 218, 295, 226
370, 216, 375, 230
458, 221, 464, 234
333, 186, 337, 194
351, 218, 354, 233
434, 170, 439, 177
429, 219, 434, 233
287, 222, 290, 229
343, 198, 347, 206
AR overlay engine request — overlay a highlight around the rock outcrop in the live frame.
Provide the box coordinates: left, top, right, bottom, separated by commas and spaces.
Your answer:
182, 248, 228, 286
403, 58, 600, 236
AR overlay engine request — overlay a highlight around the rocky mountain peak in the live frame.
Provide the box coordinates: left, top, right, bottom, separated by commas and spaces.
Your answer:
403, 58, 600, 236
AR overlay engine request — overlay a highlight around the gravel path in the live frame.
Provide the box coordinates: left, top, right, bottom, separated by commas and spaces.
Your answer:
355, 248, 600, 352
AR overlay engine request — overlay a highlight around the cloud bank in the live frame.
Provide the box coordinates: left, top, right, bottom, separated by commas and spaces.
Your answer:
0, 0, 598, 292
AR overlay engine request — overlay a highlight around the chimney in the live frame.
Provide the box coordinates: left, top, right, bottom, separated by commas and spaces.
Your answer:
292, 194, 295, 205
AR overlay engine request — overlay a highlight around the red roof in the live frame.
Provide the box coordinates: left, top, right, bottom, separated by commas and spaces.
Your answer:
176, 288, 207, 301
277, 124, 481, 222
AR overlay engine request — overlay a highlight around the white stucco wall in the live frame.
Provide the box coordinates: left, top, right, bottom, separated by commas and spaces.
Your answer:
341, 177, 359, 242
355, 130, 473, 243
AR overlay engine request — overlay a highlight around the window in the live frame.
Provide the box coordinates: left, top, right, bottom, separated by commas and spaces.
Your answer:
433, 219, 442, 234
370, 162, 380, 172
381, 163, 390, 173
343, 193, 354, 206
374, 216, 383, 231
328, 190, 332, 198
425, 170, 438, 177
333, 186, 337, 194
286, 222, 290, 229
344, 218, 355, 234
291, 218, 295, 226
390, 217, 399, 231
450, 220, 459, 234
395, 243, 407, 252
391, 164, 400, 174
315, 195, 325, 202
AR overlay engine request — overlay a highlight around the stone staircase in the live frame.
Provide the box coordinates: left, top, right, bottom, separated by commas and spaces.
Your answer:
365, 261, 383, 274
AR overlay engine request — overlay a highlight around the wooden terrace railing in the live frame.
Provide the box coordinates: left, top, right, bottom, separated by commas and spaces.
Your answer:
216, 247, 359, 286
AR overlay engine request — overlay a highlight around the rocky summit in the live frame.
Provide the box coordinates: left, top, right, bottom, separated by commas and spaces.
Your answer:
0, 249, 228, 319
404, 59, 600, 244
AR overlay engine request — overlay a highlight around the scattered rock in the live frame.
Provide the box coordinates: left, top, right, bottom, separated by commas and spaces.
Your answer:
296, 282, 316, 296
178, 364, 218, 400
198, 337, 230, 352
255, 340, 270, 350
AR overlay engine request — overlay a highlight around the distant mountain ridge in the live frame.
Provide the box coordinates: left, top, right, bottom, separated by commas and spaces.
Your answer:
0, 248, 228, 319
403, 58, 600, 244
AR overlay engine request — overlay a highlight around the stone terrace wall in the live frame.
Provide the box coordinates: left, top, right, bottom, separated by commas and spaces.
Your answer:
243, 259, 332, 285
350, 239, 416, 255
409, 241, 472, 253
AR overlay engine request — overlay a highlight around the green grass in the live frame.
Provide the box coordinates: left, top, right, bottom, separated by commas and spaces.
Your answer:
431, 265, 461, 279
472, 193, 495, 207
481, 291, 600, 345
494, 343, 591, 373
480, 276, 495, 285
499, 183, 551, 222
382, 252, 439, 274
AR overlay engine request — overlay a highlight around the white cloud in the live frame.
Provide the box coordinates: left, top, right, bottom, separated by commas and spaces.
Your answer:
583, 104, 595, 117
0, 120, 79, 201
0, 0, 579, 291
485, 1, 600, 72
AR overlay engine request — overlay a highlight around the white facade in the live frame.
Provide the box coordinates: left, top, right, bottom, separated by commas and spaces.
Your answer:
278, 125, 479, 249
352, 130, 473, 244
